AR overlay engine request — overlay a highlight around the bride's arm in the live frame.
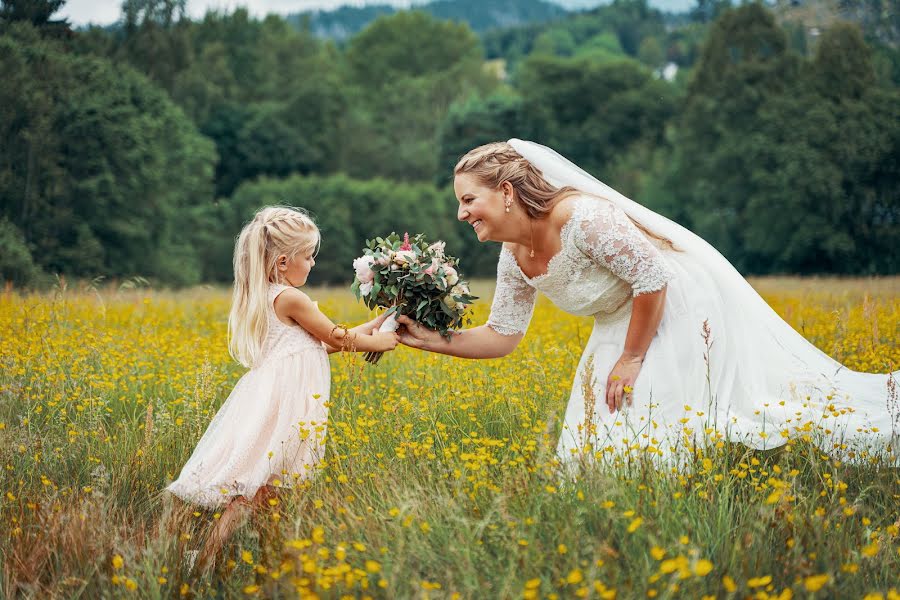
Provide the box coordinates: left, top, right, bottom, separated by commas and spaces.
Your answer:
396, 317, 523, 358
604, 288, 666, 412
573, 201, 675, 412
397, 244, 535, 359
622, 288, 667, 361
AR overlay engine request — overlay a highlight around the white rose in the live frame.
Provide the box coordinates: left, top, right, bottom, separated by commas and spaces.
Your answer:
359, 281, 374, 296
444, 265, 459, 286
451, 283, 470, 309
392, 250, 416, 267
353, 255, 376, 284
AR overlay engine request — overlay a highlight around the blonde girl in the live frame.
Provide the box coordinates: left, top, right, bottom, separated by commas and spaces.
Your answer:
167, 206, 397, 567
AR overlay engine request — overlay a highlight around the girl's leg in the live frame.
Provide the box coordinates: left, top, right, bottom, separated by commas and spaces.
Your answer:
252, 483, 277, 508
249, 484, 280, 565
195, 483, 280, 572
197, 496, 250, 571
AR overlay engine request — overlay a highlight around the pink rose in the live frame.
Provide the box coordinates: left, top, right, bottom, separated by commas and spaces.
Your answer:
353, 255, 376, 284
424, 257, 440, 276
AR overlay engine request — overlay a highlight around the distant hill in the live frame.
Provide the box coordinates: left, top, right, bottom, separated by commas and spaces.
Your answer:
287, 0, 569, 40
771, 0, 899, 47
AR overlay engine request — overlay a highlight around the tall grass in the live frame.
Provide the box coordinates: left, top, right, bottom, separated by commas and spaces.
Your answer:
1, 278, 898, 598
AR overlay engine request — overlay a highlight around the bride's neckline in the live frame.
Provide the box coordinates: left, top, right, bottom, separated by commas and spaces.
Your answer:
503, 198, 585, 282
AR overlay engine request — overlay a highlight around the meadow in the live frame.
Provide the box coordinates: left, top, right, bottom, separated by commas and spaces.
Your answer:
1, 277, 898, 599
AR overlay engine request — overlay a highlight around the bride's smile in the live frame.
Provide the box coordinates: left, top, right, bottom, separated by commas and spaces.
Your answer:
454, 172, 509, 243
455, 172, 537, 248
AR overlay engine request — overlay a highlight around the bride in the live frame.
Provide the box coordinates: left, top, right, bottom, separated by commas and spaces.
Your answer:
397, 139, 898, 465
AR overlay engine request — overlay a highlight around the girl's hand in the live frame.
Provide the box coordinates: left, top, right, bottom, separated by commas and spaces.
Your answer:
395, 315, 438, 350
605, 354, 643, 413
363, 311, 391, 334
369, 331, 400, 353
345, 311, 391, 342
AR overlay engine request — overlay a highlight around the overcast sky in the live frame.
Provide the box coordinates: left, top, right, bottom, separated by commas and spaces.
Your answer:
59, 0, 692, 27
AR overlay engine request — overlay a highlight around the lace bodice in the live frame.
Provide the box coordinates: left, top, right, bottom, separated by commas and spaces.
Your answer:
259, 284, 326, 366
486, 196, 674, 335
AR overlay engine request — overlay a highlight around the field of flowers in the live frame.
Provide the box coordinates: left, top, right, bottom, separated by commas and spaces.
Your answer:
1, 277, 898, 599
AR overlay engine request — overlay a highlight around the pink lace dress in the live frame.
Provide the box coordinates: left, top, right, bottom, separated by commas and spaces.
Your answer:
167, 283, 330, 507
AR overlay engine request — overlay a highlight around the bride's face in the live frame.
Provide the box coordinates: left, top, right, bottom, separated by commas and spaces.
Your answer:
454, 173, 510, 243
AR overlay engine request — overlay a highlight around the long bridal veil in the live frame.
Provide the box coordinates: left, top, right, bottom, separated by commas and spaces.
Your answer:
508, 138, 898, 462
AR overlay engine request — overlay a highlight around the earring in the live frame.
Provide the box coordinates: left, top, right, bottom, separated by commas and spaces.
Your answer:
505, 199, 512, 213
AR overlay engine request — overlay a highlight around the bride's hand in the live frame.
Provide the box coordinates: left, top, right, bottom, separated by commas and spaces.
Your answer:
396, 315, 436, 350
606, 354, 643, 413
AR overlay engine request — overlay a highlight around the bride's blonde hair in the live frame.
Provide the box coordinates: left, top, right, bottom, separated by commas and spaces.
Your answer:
228, 206, 320, 367
454, 142, 674, 249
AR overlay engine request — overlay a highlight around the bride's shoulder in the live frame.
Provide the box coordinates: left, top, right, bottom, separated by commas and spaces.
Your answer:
548, 194, 577, 226
548, 193, 605, 227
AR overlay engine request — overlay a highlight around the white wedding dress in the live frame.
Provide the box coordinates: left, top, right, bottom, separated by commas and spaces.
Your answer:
486, 140, 899, 466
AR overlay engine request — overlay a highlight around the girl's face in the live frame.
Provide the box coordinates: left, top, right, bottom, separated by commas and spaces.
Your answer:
277, 250, 315, 287
454, 173, 512, 243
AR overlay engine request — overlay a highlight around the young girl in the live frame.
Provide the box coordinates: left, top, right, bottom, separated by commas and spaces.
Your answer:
166, 206, 398, 566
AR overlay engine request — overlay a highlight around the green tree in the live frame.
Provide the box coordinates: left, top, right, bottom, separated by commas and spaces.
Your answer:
666, 8, 899, 274
637, 35, 665, 68
573, 31, 627, 62
217, 174, 498, 284
437, 91, 523, 186
118, 0, 192, 94
690, 0, 732, 23
0, 23, 216, 284
532, 28, 576, 57
600, 0, 665, 56
812, 22, 875, 100
0, 0, 70, 37
667, 4, 799, 267
518, 54, 676, 184
342, 11, 496, 182
0, 217, 39, 284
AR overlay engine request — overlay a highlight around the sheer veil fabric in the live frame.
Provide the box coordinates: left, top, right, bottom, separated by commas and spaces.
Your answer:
505, 138, 899, 465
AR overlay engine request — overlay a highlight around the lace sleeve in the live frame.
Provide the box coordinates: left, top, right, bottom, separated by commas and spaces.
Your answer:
486, 248, 537, 336
572, 201, 674, 296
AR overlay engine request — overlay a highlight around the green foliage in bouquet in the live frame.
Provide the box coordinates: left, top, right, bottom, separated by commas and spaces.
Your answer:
350, 232, 476, 338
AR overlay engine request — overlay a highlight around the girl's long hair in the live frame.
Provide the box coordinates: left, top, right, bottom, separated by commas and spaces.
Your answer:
228, 206, 319, 368
454, 141, 675, 250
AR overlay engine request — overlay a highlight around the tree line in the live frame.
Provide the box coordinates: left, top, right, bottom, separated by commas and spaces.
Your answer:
1, 0, 897, 286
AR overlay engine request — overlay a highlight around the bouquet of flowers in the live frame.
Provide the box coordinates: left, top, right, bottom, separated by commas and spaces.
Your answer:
351, 232, 477, 364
